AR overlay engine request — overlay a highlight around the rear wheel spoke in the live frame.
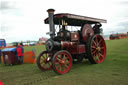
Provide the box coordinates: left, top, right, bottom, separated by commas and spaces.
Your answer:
93, 40, 97, 46
92, 50, 96, 55
97, 56, 100, 61
95, 36, 98, 44
98, 39, 102, 44
100, 47, 104, 50
91, 45, 96, 49
99, 53, 104, 58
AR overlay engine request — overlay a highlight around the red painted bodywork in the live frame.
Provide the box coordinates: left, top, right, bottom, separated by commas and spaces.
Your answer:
61, 41, 86, 54
68, 44, 86, 54
71, 32, 80, 42
60, 27, 93, 55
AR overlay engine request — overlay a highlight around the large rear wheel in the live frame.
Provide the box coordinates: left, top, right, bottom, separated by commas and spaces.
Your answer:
37, 51, 52, 71
52, 50, 72, 74
86, 34, 106, 64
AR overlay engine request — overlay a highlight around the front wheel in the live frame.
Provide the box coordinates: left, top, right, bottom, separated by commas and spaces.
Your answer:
36, 51, 52, 71
52, 50, 72, 74
86, 34, 106, 64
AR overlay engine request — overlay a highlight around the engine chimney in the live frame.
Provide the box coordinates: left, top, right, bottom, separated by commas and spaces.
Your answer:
47, 9, 55, 39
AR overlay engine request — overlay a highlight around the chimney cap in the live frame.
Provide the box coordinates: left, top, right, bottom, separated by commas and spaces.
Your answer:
47, 9, 55, 13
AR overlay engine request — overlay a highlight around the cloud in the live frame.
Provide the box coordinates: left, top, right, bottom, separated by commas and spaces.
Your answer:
0, 1, 16, 10
116, 21, 128, 32
0, 1, 10, 9
118, 20, 128, 27
119, 1, 128, 5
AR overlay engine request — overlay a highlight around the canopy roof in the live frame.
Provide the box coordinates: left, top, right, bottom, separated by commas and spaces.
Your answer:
44, 13, 107, 26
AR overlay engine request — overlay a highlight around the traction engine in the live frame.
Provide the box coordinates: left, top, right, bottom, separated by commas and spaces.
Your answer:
37, 9, 107, 74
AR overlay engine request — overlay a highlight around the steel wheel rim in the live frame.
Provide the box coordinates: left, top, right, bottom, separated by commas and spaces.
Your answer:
54, 52, 72, 74
91, 35, 106, 63
39, 51, 52, 70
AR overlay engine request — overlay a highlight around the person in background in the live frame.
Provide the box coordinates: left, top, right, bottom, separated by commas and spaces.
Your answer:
20, 42, 24, 64
0, 49, 1, 63
16, 43, 24, 64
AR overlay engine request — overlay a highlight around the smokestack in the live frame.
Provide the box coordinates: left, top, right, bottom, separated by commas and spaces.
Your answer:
47, 9, 55, 38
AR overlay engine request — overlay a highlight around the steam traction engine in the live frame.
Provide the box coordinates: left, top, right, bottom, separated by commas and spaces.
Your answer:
37, 9, 107, 74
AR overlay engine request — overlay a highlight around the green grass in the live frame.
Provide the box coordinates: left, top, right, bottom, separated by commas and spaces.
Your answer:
24, 45, 46, 56
0, 39, 128, 85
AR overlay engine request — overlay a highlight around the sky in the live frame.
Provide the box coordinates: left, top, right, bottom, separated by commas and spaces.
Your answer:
0, 0, 128, 43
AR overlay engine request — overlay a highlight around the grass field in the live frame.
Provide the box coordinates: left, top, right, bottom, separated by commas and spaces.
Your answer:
0, 39, 128, 85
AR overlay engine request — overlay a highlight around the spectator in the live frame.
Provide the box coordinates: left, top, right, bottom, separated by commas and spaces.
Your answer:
16, 43, 24, 64
0, 49, 1, 63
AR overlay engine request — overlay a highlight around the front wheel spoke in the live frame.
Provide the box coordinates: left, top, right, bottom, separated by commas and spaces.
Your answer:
48, 62, 51, 66
65, 64, 69, 68
41, 56, 45, 60
62, 55, 66, 60
45, 53, 48, 58
59, 65, 62, 71
43, 63, 47, 68
56, 64, 61, 69
56, 55, 61, 60
60, 54, 63, 59
65, 60, 69, 64
40, 60, 44, 64
62, 66, 66, 71
56, 57, 61, 61
63, 56, 68, 61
